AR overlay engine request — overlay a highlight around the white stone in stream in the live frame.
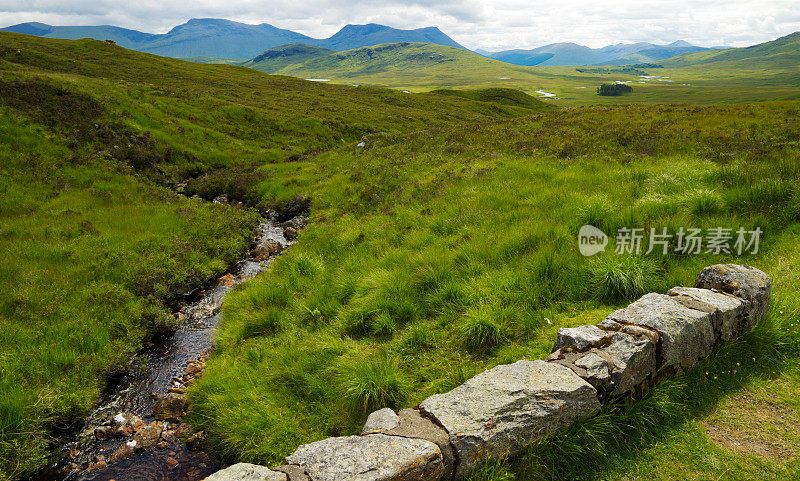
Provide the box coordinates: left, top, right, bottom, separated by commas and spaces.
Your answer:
285, 434, 444, 481
667, 286, 747, 341
361, 408, 399, 434
552, 325, 608, 352
203, 463, 287, 481
607, 293, 715, 370
694, 264, 771, 332
419, 360, 600, 479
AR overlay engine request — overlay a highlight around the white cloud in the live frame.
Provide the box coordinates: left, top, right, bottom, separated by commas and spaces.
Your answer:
0, 0, 798, 50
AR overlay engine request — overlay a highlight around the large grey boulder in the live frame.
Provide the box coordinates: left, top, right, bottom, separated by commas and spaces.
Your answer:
203, 463, 287, 481
667, 286, 747, 341
284, 434, 444, 481
361, 408, 399, 435
694, 264, 770, 331
419, 360, 599, 478
552, 325, 608, 352
606, 293, 715, 370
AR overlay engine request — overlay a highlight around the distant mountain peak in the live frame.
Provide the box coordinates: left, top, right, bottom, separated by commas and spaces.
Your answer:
668, 40, 693, 47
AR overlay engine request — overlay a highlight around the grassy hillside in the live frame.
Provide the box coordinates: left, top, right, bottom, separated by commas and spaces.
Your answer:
663, 31, 800, 67
244, 44, 336, 73
0, 31, 543, 478
2, 30, 800, 481
251, 42, 548, 89
241, 40, 800, 107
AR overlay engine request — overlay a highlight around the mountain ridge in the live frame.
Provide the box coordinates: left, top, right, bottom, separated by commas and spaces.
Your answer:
489, 40, 711, 66
0, 19, 464, 59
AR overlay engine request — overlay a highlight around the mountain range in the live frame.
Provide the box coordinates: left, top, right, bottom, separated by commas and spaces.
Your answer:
0, 19, 464, 59
2, 18, 715, 65
487, 40, 711, 66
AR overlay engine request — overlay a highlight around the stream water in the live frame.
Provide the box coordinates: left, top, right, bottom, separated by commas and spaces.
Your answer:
37, 220, 294, 481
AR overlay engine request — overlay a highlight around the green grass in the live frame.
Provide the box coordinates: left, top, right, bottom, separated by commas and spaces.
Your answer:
0, 31, 544, 478
1, 31, 800, 481
188, 102, 800, 475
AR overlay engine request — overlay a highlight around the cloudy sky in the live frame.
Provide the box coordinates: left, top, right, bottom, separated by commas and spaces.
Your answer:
2, 0, 799, 50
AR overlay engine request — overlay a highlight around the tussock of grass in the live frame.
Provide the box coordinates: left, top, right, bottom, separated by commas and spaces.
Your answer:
587, 255, 660, 302
342, 356, 409, 414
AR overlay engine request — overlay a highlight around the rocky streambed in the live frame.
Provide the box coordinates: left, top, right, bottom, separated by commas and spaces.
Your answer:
41, 215, 307, 481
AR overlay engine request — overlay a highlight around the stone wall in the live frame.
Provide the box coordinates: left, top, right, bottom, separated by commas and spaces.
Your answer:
203, 264, 771, 481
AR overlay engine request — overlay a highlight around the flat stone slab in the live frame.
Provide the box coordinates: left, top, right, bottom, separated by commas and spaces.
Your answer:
203, 463, 287, 481
419, 359, 599, 478
607, 293, 715, 370
361, 408, 399, 435
667, 286, 747, 341
695, 264, 770, 331
285, 434, 444, 481
552, 325, 608, 352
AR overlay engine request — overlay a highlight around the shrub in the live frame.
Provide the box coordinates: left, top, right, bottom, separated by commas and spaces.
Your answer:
587, 255, 659, 302
597, 83, 633, 96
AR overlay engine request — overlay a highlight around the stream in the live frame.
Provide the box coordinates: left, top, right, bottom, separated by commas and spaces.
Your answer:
37, 218, 300, 481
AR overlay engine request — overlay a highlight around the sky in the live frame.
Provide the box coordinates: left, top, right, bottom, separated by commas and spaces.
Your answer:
2, 0, 799, 51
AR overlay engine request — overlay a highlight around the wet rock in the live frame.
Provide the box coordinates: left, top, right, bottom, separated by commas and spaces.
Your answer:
157, 441, 169, 450
89, 460, 107, 472
219, 274, 236, 287
111, 440, 137, 463
360, 408, 399, 434
667, 286, 747, 341
186, 430, 208, 451
552, 325, 608, 351
419, 359, 600, 478
285, 434, 444, 481
183, 361, 205, 385
606, 293, 715, 371
133, 421, 164, 451
252, 239, 284, 260
161, 429, 176, 444
203, 463, 287, 481
166, 456, 179, 468
283, 216, 308, 230
283, 227, 298, 240
174, 422, 194, 438
694, 264, 770, 329
153, 392, 187, 422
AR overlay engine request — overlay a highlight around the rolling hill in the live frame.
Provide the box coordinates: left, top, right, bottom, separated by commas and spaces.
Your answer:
0, 19, 466, 59
662, 30, 800, 67
490, 40, 710, 66
246, 42, 547, 89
